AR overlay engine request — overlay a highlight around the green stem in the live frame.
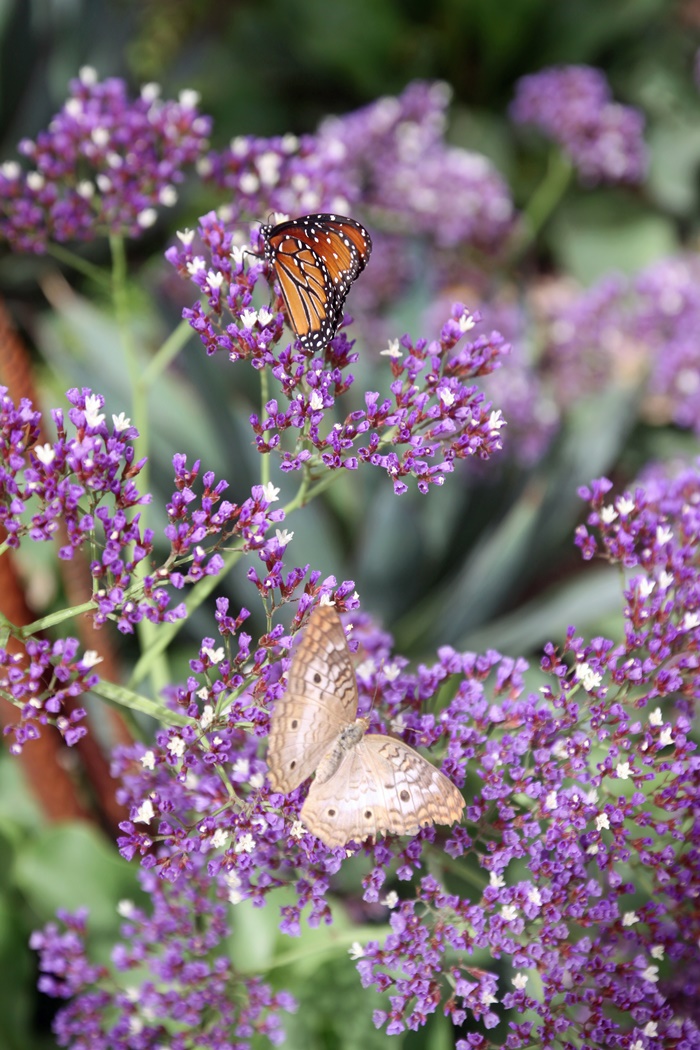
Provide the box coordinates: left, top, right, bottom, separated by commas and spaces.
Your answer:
281, 466, 339, 516
17, 601, 97, 637
110, 234, 147, 477
46, 242, 112, 288
248, 924, 389, 975
140, 318, 194, 389
259, 365, 271, 488
510, 148, 574, 261
93, 678, 190, 729
110, 233, 167, 695
127, 547, 244, 689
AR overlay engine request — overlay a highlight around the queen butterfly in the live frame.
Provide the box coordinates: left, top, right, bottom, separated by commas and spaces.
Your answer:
260, 213, 372, 352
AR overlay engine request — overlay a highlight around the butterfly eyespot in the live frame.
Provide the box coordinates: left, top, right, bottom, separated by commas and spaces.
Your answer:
364, 809, 372, 819
400, 790, 410, 802
313, 673, 322, 684
327, 808, 337, 817
289, 760, 296, 770
291, 719, 298, 729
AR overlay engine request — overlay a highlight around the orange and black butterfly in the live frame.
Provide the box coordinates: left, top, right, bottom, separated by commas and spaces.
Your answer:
260, 213, 372, 352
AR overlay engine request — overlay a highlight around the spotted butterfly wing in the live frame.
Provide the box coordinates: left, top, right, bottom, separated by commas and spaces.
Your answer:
260, 213, 372, 351
266, 605, 464, 849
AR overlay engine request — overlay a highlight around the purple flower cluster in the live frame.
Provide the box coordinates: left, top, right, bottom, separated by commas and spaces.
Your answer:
1, 384, 146, 553
201, 81, 514, 252
34, 553, 699, 1046
167, 215, 509, 492
539, 253, 700, 437
633, 255, 700, 432
454, 250, 700, 469
164, 455, 285, 587
0, 67, 211, 252
576, 464, 700, 712
0, 637, 96, 753
31, 889, 295, 1049
356, 601, 699, 1041
110, 587, 484, 934
165, 211, 280, 364
0, 387, 293, 647
426, 292, 560, 467
0, 385, 168, 631
511, 65, 647, 184
253, 306, 508, 494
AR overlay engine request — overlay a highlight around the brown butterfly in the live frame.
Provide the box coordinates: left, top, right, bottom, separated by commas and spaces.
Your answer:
267, 605, 464, 847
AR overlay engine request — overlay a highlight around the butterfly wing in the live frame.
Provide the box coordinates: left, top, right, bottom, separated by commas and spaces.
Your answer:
267, 606, 359, 793
261, 214, 372, 352
301, 732, 464, 848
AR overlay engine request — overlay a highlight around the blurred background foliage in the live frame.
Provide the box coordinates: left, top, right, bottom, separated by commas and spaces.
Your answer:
0, 0, 700, 1047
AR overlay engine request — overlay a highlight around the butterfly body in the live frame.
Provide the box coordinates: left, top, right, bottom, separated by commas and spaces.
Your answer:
267, 606, 464, 848
314, 718, 369, 784
260, 213, 372, 352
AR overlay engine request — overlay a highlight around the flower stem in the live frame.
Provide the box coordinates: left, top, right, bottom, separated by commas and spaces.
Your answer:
509, 148, 573, 260
109, 233, 166, 695
127, 546, 244, 689
260, 365, 271, 488
46, 242, 112, 288
141, 318, 194, 388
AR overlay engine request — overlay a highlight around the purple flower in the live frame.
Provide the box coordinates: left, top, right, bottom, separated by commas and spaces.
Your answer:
419, 250, 700, 470
319, 81, 514, 250
0, 67, 211, 252
633, 255, 700, 433
0, 387, 294, 650
511, 65, 647, 184
26, 533, 700, 1047
0, 637, 94, 753
32, 888, 296, 1049
200, 81, 514, 254
11, 67, 700, 1050
168, 220, 510, 493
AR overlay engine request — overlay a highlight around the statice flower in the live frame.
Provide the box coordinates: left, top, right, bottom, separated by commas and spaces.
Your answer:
0, 638, 97, 753
425, 292, 560, 466
632, 254, 700, 432
356, 565, 700, 1042
0, 67, 211, 252
1, 386, 167, 630
168, 219, 508, 493
537, 253, 700, 439
316, 81, 514, 250
201, 80, 514, 253
511, 65, 647, 184
249, 305, 508, 493
55, 541, 700, 1046
539, 273, 634, 407
0, 387, 289, 643
1, 385, 147, 554
31, 886, 296, 1049
576, 462, 700, 712
198, 129, 357, 221
110, 592, 503, 940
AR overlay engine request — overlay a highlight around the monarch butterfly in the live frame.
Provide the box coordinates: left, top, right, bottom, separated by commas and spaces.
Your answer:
260, 213, 372, 352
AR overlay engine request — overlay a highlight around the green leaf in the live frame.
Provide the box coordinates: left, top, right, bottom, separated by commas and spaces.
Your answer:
14, 823, 140, 933
553, 197, 677, 283
94, 677, 190, 726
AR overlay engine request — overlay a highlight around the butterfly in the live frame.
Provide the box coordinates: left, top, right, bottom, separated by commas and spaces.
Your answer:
266, 604, 464, 848
260, 213, 372, 352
